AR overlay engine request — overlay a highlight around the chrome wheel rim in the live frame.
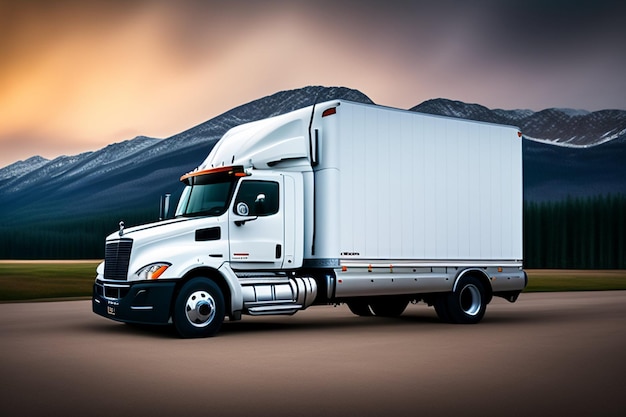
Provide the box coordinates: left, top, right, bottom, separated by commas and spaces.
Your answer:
459, 284, 481, 316
184, 290, 216, 327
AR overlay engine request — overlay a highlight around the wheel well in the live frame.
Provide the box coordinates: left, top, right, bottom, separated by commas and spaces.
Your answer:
454, 269, 493, 304
178, 268, 233, 316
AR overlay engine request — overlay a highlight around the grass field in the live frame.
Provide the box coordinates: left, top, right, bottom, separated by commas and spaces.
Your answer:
524, 269, 626, 292
0, 261, 100, 302
0, 261, 625, 302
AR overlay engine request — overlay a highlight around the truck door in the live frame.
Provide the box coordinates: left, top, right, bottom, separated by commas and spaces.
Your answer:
229, 176, 284, 270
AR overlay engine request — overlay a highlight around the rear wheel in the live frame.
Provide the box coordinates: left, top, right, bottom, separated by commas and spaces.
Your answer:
173, 278, 225, 338
433, 294, 451, 323
347, 300, 373, 316
444, 276, 487, 324
369, 297, 408, 317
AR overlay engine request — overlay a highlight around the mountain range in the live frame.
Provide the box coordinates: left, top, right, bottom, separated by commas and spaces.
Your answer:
1, 85, 625, 230
412, 99, 626, 147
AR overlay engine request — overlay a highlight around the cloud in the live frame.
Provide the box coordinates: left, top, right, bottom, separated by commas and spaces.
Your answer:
1, 0, 625, 167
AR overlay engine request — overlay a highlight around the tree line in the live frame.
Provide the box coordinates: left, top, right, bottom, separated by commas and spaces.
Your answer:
1, 194, 624, 269
524, 194, 626, 269
0, 209, 156, 260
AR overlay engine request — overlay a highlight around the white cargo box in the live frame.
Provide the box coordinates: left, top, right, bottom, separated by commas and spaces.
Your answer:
311, 101, 523, 265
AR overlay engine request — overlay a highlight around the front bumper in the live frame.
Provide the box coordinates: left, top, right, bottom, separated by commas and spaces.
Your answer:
92, 279, 177, 325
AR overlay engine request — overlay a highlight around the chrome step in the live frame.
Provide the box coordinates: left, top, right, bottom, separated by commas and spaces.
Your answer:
247, 304, 303, 316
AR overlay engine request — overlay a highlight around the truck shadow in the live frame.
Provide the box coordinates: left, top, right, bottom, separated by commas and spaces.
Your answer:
220, 314, 442, 335
88, 309, 533, 339
219, 307, 538, 336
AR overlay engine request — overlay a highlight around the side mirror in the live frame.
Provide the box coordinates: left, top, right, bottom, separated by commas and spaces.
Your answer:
159, 193, 171, 221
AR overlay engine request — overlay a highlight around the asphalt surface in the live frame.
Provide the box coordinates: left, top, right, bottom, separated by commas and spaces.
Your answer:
1, 291, 625, 417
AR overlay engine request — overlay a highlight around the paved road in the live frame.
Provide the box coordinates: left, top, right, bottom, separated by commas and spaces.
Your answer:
1, 292, 624, 417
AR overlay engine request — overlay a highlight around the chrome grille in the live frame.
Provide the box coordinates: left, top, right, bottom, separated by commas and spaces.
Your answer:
104, 239, 133, 280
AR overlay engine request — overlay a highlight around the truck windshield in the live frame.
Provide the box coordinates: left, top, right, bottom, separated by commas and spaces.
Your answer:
175, 179, 236, 217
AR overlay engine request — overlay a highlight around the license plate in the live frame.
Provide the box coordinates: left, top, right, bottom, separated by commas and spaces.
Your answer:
107, 306, 116, 316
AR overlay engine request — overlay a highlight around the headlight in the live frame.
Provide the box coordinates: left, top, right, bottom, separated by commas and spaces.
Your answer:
135, 263, 171, 280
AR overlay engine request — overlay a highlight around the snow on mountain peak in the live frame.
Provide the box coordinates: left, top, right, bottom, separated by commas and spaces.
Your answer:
0, 155, 50, 181
411, 98, 626, 147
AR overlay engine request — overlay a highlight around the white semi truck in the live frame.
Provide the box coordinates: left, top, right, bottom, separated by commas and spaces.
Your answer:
93, 100, 527, 337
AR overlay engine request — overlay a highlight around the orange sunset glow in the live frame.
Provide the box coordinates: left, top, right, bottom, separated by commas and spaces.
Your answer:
1, 0, 625, 167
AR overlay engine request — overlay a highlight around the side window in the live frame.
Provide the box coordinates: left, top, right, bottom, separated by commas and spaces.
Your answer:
234, 181, 279, 216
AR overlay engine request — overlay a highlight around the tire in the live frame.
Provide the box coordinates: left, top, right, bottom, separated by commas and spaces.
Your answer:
433, 294, 452, 323
173, 278, 225, 338
369, 297, 408, 317
347, 300, 374, 316
445, 275, 487, 324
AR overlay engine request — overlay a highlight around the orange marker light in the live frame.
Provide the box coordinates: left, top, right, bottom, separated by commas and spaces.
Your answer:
322, 107, 337, 117
151, 265, 168, 280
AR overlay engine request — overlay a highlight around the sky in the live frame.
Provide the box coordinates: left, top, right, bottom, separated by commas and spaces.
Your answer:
1, 0, 625, 168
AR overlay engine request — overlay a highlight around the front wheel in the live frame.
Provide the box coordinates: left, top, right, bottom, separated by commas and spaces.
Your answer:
173, 278, 225, 338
